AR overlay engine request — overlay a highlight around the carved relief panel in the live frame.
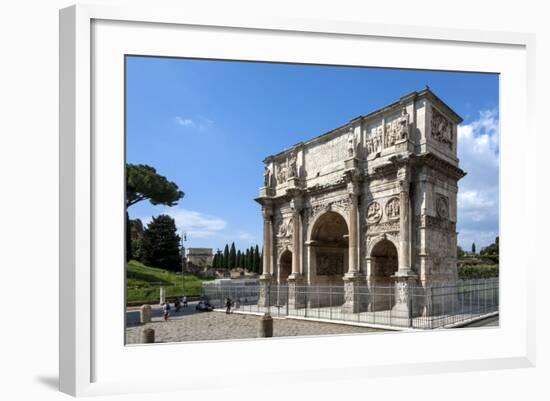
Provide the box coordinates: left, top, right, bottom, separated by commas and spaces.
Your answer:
431, 107, 453, 149
386, 197, 400, 220
436, 195, 449, 220
366, 201, 382, 224
365, 124, 383, 156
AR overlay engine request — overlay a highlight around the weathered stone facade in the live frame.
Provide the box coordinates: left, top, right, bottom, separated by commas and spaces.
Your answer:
256, 89, 466, 316
185, 248, 214, 268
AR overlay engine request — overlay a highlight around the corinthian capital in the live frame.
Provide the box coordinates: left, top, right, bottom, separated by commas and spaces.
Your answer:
262, 206, 273, 219
290, 196, 303, 212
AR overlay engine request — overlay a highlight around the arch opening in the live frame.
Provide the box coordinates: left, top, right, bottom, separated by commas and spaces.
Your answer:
278, 249, 292, 284
369, 238, 399, 311
309, 211, 349, 287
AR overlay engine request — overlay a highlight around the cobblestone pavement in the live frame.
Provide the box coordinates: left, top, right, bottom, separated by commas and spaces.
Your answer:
126, 310, 384, 344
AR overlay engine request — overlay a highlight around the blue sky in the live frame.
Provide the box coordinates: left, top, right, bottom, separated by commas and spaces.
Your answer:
126, 56, 499, 252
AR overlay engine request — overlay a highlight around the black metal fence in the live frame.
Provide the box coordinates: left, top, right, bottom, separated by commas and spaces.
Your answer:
201, 278, 499, 329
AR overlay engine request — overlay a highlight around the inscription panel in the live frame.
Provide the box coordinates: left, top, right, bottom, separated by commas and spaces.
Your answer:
304, 134, 348, 177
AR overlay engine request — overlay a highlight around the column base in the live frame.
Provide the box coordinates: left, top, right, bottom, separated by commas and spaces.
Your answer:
342, 273, 367, 314
391, 274, 418, 321
287, 274, 306, 309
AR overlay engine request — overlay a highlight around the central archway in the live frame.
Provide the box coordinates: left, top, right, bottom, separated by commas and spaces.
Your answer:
308, 211, 349, 286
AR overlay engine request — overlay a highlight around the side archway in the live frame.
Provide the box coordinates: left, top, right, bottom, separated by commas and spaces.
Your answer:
278, 249, 292, 284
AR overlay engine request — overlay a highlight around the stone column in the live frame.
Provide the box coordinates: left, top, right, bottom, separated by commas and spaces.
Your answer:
392, 167, 418, 321
343, 182, 365, 313
398, 175, 412, 275
291, 199, 302, 276
288, 197, 306, 309
258, 205, 273, 308
347, 191, 359, 274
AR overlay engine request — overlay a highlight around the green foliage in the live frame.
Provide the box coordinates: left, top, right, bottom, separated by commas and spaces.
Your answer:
212, 252, 219, 268
480, 236, 499, 257
126, 163, 184, 208
126, 212, 132, 262
457, 245, 465, 258
129, 218, 144, 261
223, 244, 229, 269
236, 250, 242, 268
458, 264, 499, 279
140, 214, 181, 271
254, 245, 261, 273
229, 242, 236, 269
126, 260, 208, 304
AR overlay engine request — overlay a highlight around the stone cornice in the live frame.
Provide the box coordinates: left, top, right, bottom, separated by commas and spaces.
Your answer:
416, 153, 466, 181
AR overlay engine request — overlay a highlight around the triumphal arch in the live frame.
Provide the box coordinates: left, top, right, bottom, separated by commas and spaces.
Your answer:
256, 88, 466, 316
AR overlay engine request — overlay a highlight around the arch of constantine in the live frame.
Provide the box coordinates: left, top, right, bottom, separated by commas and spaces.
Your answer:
256, 88, 466, 317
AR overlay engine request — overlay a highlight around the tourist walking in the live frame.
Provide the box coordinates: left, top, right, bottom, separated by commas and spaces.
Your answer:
225, 297, 233, 314
182, 295, 188, 307
163, 301, 170, 321
174, 297, 181, 312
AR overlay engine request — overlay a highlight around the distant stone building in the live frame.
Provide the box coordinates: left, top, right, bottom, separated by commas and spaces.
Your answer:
185, 248, 214, 268
256, 88, 466, 316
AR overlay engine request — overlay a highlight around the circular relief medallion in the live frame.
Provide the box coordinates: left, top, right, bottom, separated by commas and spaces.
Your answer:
366, 201, 382, 224
436, 196, 449, 219
386, 197, 400, 220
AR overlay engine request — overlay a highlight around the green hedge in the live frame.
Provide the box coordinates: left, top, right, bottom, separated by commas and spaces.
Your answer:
458, 264, 499, 279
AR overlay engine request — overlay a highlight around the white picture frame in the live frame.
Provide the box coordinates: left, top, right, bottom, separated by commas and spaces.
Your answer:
59, 3, 536, 397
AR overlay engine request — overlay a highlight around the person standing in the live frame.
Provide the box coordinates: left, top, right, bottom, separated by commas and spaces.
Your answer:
163, 301, 170, 321
225, 297, 232, 314
182, 295, 188, 308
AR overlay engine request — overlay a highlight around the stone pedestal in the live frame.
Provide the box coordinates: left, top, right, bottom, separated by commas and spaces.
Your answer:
258, 313, 273, 338
258, 274, 272, 308
391, 274, 418, 323
140, 328, 155, 344
287, 274, 306, 309
342, 273, 366, 313
139, 304, 152, 324
159, 287, 165, 305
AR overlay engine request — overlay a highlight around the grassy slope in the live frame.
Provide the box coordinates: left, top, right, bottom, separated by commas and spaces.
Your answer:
126, 260, 207, 304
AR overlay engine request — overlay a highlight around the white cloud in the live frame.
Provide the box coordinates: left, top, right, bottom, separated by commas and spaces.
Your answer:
174, 115, 213, 131
141, 207, 226, 239
456, 109, 499, 249
458, 190, 496, 209
138, 207, 260, 249
175, 117, 195, 127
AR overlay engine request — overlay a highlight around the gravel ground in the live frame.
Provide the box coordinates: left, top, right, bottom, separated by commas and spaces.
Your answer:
126, 310, 384, 344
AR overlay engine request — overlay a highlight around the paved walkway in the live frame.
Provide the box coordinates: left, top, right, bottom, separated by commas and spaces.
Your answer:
459, 315, 499, 327
126, 307, 383, 344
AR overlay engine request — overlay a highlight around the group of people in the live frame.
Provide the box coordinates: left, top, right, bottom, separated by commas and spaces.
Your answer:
161, 295, 235, 321
162, 295, 188, 321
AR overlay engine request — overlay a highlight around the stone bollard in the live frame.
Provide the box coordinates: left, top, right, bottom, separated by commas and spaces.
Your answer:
258, 313, 273, 338
140, 304, 152, 324
159, 287, 165, 305
141, 328, 155, 344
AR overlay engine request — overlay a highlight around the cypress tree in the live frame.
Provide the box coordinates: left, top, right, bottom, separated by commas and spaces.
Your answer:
236, 250, 242, 268
245, 248, 250, 270
254, 245, 261, 273
223, 244, 229, 269
471, 242, 476, 254
212, 253, 219, 268
229, 242, 236, 269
